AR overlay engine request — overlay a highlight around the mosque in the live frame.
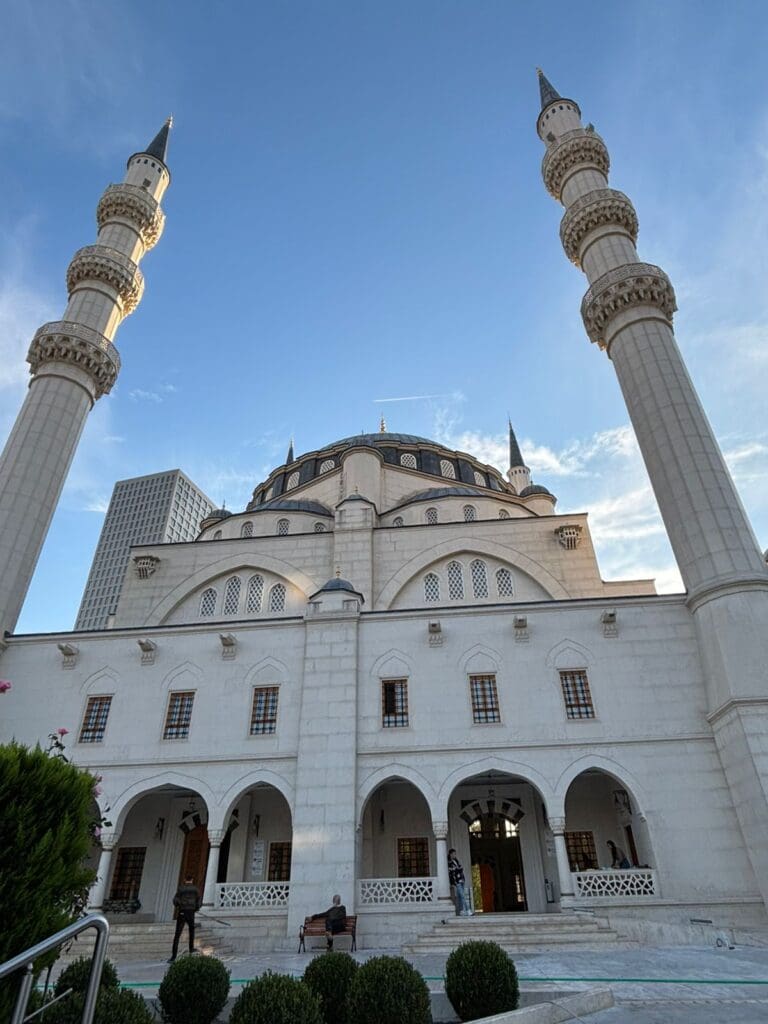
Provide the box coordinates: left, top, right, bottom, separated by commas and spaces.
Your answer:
1, 73, 767, 951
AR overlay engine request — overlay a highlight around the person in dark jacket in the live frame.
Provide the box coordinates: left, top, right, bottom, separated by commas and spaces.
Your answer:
168, 874, 201, 961
311, 893, 347, 950
448, 849, 472, 915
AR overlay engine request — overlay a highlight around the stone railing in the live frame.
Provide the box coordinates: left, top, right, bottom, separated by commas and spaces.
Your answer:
358, 877, 435, 906
215, 881, 290, 910
572, 868, 658, 900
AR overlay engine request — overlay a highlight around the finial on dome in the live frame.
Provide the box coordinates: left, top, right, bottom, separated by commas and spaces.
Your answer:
537, 68, 561, 111
335, 565, 341, 578
379, 415, 387, 433
286, 436, 295, 464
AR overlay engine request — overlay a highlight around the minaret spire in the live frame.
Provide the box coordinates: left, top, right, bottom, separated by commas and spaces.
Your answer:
286, 437, 295, 464
536, 68, 561, 110
0, 125, 171, 640
506, 418, 531, 493
142, 116, 173, 166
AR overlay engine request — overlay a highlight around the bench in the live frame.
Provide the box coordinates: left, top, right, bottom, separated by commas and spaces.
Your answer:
298, 915, 357, 952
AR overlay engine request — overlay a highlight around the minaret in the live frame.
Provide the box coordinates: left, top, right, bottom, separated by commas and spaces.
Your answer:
506, 419, 531, 493
0, 120, 172, 642
286, 437, 295, 464
536, 71, 768, 901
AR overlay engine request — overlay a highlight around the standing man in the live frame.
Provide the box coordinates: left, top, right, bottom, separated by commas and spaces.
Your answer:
311, 893, 347, 950
448, 848, 472, 916
168, 873, 200, 962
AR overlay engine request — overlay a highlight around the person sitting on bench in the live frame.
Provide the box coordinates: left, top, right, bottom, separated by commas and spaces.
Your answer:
311, 893, 346, 950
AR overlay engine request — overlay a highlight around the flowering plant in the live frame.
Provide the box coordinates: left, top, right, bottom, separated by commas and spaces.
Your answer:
0, 680, 11, 693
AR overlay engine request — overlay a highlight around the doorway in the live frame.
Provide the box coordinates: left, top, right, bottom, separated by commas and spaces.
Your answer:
468, 812, 527, 912
177, 823, 209, 907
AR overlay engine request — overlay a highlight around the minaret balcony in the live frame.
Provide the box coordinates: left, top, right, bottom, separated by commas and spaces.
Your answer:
66, 244, 144, 316
580, 262, 677, 350
542, 128, 610, 201
97, 183, 166, 249
27, 320, 121, 397
560, 188, 638, 266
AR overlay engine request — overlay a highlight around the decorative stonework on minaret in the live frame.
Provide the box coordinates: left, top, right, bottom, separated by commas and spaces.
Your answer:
0, 120, 172, 642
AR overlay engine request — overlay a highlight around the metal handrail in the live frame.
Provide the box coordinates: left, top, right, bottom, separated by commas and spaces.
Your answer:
0, 913, 109, 1024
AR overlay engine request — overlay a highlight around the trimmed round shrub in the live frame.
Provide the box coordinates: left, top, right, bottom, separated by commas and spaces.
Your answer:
230, 971, 322, 1024
303, 951, 359, 1024
346, 955, 430, 1024
445, 940, 519, 1021
34, 987, 154, 1024
159, 953, 231, 1024
54, 956, 120, 998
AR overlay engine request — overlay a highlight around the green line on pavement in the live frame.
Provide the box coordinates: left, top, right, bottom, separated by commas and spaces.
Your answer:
121, 975, 768, 988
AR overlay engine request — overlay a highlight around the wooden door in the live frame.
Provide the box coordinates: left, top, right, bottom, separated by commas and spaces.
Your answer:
178, 824, 209, 900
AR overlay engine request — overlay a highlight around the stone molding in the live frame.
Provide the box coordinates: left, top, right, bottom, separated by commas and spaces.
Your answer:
97, 183, 165, 249
560, 188, 638, 265
208, 829, 228, 846
548, 816, 566, 833
542, 129, 610, 201
580, 263, 677, 349
66, 244, 144, 315
433, 820, 448, 840
28, 320, 121, 398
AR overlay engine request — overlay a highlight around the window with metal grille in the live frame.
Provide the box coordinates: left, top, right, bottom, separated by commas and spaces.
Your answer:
314, 522, 325, 532
498, 508, 510, 519
440, 459, 456, 479
463, 505, 477, 522
470, 559, 488, 598
164, 691, 195, 739
470, 674, 501, 723
565, 830, 598, 871
268, 583, 286, 612
425, 507, 438, 525
277, 519, 289, 536
424, 572, 440, 603
473, 470, 485, 487
400, 453, 417, 469
381, 678, 408, 727
224, 576, 241, 615
109, 847, 146, 901
79, 695, 112, 743
268, 841, 292, 881
447, 561, 464, 600
496, 567, 514, 597
319, 459, 335, 474
559, 670, 595, 719
250, 686, 279, 734
246, 575, 264, 614
286, 471, 300, 490
241, 521, 253, 538
393, 516, 404, 527
397, 837, 430, 877
200, 587, 217, 617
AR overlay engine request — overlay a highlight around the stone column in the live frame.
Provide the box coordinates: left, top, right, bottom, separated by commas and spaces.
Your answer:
202, 830, 226, 907
548, 817, 574, 908
88, 832, 120, 909
433, 821, 452, 902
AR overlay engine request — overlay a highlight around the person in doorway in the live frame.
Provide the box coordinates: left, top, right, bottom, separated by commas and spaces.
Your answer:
607, 840, 631, 869
448, 849, 472, 916
311, 893, 347, 950
168, 874, 201, 961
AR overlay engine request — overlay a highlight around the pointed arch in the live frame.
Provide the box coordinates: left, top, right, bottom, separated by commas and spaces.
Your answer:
545, 637, 594, 669
244, 655, 289, 685
161, 660, 203, 693
218, 768, 295, 825
437, 756, 556, 818
369, 648, 413, 680
79, 666, 120, 694
458, 643, 503, 676
111, 770, 216, 833
554, 754, 650, 814
357, 764, 438, 822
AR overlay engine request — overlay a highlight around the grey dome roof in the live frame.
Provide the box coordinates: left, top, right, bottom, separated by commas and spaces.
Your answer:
253, 498, 333, 517
309, 577, 365, 603
519, 484, 554, 498
402, 486, 486, 505
318, 433, 434, 452
207, 508, 232, 520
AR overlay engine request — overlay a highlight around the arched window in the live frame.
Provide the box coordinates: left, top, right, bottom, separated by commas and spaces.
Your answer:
496, 568, 514, 597
424, 572, 440, 603
277, 518, 289, 536
470, 559, 488, 598
393, 516, 404, 527
200, 587, 217, 617
440, 459, 456, 479
400, 453, 417, 469
268, 583, 286, 612
213, 530, 222, 540
246, 574, 264, 613
498, 509, 510, 519
241, 521, 253, 538
463, 505, 477, 522
473, 470, 485, 487
319, 459, 335, 474
224, 576, 241, 615
447, 561, 464, 600
286, 470, 300, 490
425, 507, 438, 525
314, 522, 325, 533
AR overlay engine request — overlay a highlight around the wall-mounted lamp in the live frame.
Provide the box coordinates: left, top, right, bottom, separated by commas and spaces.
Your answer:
428, 620, 443, 647
137, 638, 157, 664
154, 817, 165, 841
601, 609, 618, 637
253, 814, 261, 837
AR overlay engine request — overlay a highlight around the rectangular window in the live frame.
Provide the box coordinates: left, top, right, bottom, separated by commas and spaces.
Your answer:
565, 830, 598, 871
163, 690, 195, 739
381, 678, 409, 728
470, 674, 500, 723
79, 695, 113, 743
559, 670, 595, 719
250, 686, 279, 735
268, 841, 292, 881
109, 847, 146, 900
397, 837, 430, 877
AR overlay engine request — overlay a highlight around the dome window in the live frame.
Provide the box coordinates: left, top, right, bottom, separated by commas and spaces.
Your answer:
471, 559, 489, 599
496, 568, 514, 597
314, 522, 325, 533
277, 518, 289, 536
440, 459, 456, 480
268, 583, 286, 612
224, 576, 241, 615
393, 516, 404, 527
424, 572, 440, 603
463, 505, 477, 522
473, 470, 485, 487
319, 459, 335, 474
425, 507, 438, 525
400, 453, 417, 469
246, 575, 264, 614
286, 470, 300, 491
447, 561, 465, 601
498, 509, 510, 519
241, 521, 253, 538
199, 587, 217, 617
213, 530, 222, 540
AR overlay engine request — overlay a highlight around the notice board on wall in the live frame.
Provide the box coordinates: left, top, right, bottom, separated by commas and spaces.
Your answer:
250, 839, 266, 881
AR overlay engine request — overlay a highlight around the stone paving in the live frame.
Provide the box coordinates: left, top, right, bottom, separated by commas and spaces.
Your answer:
109, 943, 768, 1022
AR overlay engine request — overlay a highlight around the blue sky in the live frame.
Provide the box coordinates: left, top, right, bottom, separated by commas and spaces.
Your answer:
2, 0, 768, 633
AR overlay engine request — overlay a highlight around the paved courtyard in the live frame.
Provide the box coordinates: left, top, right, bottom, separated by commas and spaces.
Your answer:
109, 943, 768, 1023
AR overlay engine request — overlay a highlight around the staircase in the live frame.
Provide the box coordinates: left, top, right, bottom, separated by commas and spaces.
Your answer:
57, 919, 236, 966
402, 912, 621, 955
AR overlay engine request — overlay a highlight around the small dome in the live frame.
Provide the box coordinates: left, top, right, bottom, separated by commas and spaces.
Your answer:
519, 484, 554, 498
254, 498, 333, 516
402, 486, 485, 504
210, 508, 232, 519
318, 577, 357, 593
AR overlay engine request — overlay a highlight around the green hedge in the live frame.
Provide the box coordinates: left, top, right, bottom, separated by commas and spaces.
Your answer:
158, 954, 231, 1024
346, 956, 430, 1024
230, 971, 322, 1024
303, 951, 359, 1024
445, 939, 519, 1021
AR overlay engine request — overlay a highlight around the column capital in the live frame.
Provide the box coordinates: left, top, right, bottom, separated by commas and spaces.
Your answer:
207, 829, 227, 846
99, 831, 121, 850
433, 821, 449, 840
548, 816, 566, 834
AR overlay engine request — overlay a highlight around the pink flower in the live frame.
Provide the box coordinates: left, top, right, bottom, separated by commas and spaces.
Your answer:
94, 827, 102, 839
94, 786, 102, 796
0, 680, 11, 693
57, 728, 69, 736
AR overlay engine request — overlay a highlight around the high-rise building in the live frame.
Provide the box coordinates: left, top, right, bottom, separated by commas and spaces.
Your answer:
75, 470, 214, 631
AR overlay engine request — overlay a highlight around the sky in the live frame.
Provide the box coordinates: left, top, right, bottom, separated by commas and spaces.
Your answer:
1, 0, 767, 633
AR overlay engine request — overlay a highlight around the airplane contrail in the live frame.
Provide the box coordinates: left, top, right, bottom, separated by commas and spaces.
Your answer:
373, 394, 454, 403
